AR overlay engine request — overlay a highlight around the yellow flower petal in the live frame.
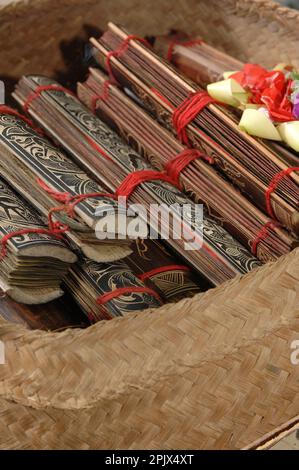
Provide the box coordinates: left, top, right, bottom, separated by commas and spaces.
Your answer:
278, 122, 299, 151
239, 109, 282, 141
207, 78, 248, 107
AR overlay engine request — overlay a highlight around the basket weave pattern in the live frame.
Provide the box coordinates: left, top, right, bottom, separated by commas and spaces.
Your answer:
1, 0, 299, 81
0, 248, 299, 449
0, 0, 299, 450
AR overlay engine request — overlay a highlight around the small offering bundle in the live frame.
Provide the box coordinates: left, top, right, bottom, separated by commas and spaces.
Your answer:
0, 177, 77, 304
154, 32, 299, 153
14, 75, 261, 286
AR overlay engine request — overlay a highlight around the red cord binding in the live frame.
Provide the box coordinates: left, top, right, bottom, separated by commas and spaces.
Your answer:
167, 39, 204, 62
47, 205, 73, 233
23, 85, 75, 113
0, 226, 68, 261
172, 91, 217, 146
96, 286, 162, 305
251, 221, 280, 256
46, 191, 118, 233
38, 168, 180, 233
114, 169, 178, 198
36, 177, 116, 231
38, 170, 177, 227
138, 264, 190, 282
65, 192, 117, 216
105, 35, 151, 83
265, 166, 299, 218
166, 149, 214, 187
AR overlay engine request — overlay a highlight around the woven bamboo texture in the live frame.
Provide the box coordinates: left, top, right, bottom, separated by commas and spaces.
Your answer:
0, 0, 299, 449
1, 0, 299, 82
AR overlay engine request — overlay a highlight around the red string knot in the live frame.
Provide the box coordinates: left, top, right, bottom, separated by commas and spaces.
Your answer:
265, 166, 299, 219
165, 149, 214, 187
251, 220, 280, 256
172, 91, 216, 146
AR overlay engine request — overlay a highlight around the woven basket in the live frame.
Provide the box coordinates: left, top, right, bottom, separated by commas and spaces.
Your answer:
0, 0, 299, 450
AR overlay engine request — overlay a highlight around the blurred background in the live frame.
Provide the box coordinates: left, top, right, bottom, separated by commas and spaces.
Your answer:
1, 0, 299, 7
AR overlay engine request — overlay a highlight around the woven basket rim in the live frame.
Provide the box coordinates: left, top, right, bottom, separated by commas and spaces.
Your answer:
2, 0, 299, 25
